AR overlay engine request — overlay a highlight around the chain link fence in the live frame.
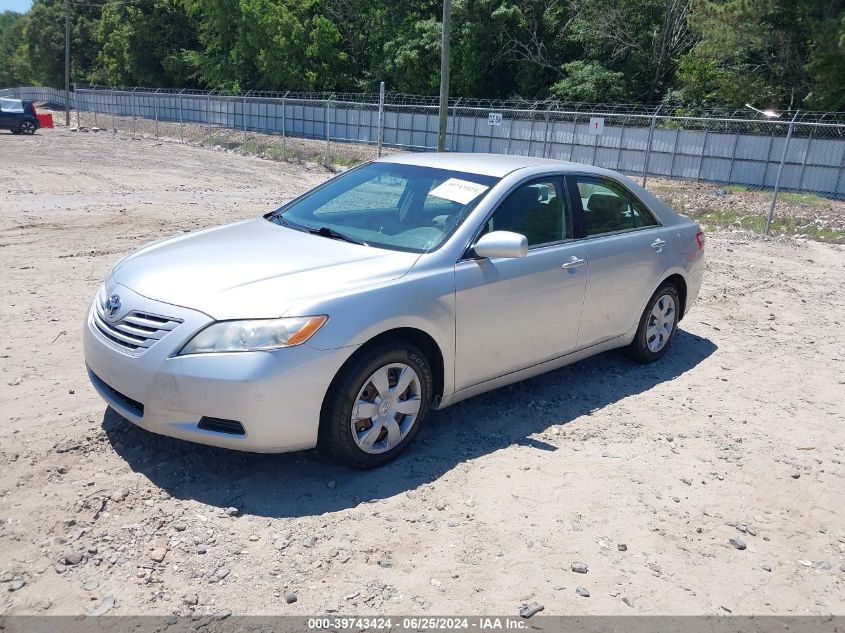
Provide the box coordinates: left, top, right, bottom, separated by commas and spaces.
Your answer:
3, 85, 844, 204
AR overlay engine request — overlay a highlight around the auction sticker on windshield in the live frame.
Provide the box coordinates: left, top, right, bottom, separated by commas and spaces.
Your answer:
429, 178, 489, 205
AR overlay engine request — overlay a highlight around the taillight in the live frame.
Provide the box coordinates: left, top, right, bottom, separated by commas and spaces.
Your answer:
695, 231, 705, 250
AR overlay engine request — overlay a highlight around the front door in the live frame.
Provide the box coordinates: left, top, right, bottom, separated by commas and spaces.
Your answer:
454, 176, 588, 390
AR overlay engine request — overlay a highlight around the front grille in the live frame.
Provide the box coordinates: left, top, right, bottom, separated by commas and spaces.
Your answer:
198, 417, 246, 436
87, 368, 144, 418
93, 297, 182, 353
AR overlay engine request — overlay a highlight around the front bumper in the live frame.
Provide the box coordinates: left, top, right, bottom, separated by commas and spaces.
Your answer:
83, 283, 357, 452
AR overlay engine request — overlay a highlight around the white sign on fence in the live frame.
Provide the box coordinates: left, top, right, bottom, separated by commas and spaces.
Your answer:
488, 112, 503, 126
588, 117, 605, 135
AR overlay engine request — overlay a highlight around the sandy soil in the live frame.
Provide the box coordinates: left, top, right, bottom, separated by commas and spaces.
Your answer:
0, 128, 844, 618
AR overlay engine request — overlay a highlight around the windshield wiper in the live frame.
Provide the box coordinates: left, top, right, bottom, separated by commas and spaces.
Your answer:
308, 226, 368, 246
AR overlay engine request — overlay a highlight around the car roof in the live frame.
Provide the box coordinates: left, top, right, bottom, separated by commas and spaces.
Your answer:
375, 152, 630, 179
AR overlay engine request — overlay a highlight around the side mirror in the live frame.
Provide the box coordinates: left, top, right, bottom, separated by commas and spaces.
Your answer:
473, 231, 528, 259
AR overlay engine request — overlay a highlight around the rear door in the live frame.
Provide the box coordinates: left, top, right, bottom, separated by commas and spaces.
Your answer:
0, 100, 17, 128
569, 175, 674, 348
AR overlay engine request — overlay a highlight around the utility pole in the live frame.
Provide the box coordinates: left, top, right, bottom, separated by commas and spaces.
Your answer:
64, 0, 70, 126
436, 0, 451, 152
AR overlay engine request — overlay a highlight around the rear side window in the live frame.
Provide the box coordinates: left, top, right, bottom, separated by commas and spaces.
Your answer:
0, 99, 24, 113
575, 178, 659, 236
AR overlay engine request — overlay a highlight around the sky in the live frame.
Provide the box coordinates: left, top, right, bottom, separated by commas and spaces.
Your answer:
1, 0, 32, 13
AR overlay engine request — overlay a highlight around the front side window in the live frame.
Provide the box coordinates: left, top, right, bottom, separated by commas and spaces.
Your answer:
270, 163, 499, 253
484, 178, 572, 247
576, 178, 659, 236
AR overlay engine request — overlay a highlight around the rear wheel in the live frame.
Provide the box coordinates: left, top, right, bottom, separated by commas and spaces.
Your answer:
319, 341, 432, 469
19, 120, 36, 135
626, 282, 679, 363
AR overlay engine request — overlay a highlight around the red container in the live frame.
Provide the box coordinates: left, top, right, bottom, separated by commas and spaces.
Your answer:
37, 113, 54, 128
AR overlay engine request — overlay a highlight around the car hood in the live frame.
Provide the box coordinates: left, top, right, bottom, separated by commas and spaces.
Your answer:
112, 218, 420, 319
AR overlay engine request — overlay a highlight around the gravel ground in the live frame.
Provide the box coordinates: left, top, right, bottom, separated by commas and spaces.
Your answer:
1, 127, 844, 617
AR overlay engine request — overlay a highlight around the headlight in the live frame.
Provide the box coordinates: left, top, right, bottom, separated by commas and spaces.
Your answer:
179, 316, 328, 355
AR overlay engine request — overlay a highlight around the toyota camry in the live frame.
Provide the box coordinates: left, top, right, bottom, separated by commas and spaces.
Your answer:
84, 153, 705, 469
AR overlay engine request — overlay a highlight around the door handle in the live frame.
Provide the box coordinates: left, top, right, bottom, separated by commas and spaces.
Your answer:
651, 238, 667, 251
561, 257, 586, 269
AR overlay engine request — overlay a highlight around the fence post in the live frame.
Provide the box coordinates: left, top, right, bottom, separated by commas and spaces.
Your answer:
111, 89, 115, 131
206, 91, 212, 137
93, 90, 98, 128
131, 87, 137, 136
567, 114, 579, 161
73, 83, 79, 128
281, 92, 289, 158
451, 97, 462, 152
642, 105, 661, 187
178, 89, 184, 143
377, 82, 385, 157
243, 91, 250, 140
542, 110, 551, 158
325, 93, 334, 165
154, 88, 159, 138
766, 110, 800, 235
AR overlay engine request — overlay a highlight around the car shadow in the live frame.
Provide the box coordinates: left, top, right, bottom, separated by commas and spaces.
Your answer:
102, 329, 716, 518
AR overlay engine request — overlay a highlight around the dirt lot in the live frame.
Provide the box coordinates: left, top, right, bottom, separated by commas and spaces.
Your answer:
1, 128, 844, 617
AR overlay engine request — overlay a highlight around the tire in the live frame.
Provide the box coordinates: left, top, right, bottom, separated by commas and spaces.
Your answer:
626, 282, 680, 363
319, 340, 432, 469
19, 120, 36, 135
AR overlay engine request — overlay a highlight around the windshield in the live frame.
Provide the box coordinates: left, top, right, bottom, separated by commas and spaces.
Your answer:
268, 162, 499, 253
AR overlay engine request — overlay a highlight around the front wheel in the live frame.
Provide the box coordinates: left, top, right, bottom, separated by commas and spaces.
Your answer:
319, 341, 432, 469
19, 120, 36, 135
626, 283, 680, 363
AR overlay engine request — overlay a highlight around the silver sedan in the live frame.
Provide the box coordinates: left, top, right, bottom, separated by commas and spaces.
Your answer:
84, 153, 705, 468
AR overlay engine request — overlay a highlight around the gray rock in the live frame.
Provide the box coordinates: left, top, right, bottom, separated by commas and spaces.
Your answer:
275, 539, 290, 550
617, 543, 627, 551
672, 496, 681, 503
435, 499, 447, 511
150, 547, 167, 562
575, 586, 590, 597
215, 610, 232, 620
7, 579, 25, 592
302, 536, 317, 548
791, 473, 801, 479
818, 560, 832, 570
89, 595, 115, 616
215, 567, 230, 580
55, 439, 81, 453
746, 526, 757, 536
173, 522, 187, 532
285, 591, 298, 604
570, 561, 588, 574
225, 507, 240, 517
83, 579, 99, 591
729, 538, 747, 550
518, 602, 544, 618
110, 489, 128, 502
183, 594, 198, 606
196, 546, 207, 554
761, 562, 772, 572
63, 552, 83, 566
622, 597, 633, 608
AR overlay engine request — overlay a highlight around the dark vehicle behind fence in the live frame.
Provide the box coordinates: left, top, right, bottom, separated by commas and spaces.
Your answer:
0, 98, 41, 135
